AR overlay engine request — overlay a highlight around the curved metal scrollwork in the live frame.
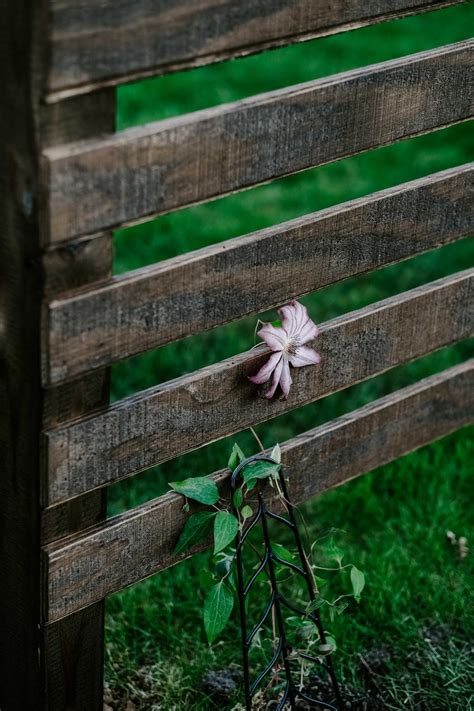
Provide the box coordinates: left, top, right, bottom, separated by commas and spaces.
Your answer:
231, 454, 343, 710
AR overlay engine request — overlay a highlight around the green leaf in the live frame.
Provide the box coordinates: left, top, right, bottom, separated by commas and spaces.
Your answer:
174, 511, 215, 554
306, 596, 326, 614
243, 461, 280, 486
169, 477, 219, 505
214, 511, 239, 554
286, 616, 315, 640
270, 443, 282, 464
232, 488, 243, 509
286, 616, 306, 628
241, 505, 253, 521
350, 566, 365, 602
326, 544, 344, 564
228, 443, 246, 471
317, 635, 337, 656
203, 582, 234, 643
272, 543, 295, 563
215, 555, 233, 579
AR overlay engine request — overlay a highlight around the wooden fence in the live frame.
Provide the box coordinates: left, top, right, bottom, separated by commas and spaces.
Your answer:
0, 1, 472, 709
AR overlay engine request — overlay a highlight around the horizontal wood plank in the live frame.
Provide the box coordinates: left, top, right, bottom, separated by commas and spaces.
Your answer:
43, 359, 474, 622
46, 0, 466, 99
43, 270, 474, 506
42, 41, 474, 243
44, 165, 474, 383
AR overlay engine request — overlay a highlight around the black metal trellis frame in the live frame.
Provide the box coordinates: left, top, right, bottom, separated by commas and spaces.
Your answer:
231, 454, 343, 711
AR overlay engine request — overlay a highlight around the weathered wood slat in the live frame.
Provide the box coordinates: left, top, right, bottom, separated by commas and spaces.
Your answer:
46, 0, 466, 99
41, 234, 113, 711
44, 165, 474, 384
44, 270, 474, 506
39, 91, 117, 711
43, 359, 474, 622
40, 99, 116, 711
0, 0, 114, 706
42, 41, 474, 243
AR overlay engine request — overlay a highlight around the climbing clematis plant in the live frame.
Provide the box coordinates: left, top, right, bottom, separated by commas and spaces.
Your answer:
169, 440, 365, 649
249, 300, 320, 399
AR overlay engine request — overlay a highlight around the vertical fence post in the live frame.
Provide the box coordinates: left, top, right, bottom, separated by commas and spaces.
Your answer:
0, 2, 114, 708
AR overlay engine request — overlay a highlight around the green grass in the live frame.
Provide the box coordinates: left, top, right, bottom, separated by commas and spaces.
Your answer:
106, 4, 473, 708
106, 434, 473, 709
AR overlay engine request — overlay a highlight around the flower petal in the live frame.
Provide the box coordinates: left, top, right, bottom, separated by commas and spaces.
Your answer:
257, 324, 287, 351
288, 346, 321, 368
249, 351, 282, 385
279, 300, 317, 343
279, 358, 293, 399
292, 300, 309, 333
297, 319, 319, 345
279, 301, 303, 339
265, 357, 284, 399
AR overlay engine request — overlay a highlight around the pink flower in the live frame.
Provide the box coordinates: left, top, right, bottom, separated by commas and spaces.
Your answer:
249, 300, 321, 399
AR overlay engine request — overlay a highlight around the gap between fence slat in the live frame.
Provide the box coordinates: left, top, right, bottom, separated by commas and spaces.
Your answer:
44, 164, 474, 384
43, 269, 474, 506
43, 359, 474, 623
41, 40, 473, 244
45, 0, 466, 99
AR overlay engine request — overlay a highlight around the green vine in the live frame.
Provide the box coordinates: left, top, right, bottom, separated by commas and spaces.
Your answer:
168, 441, 365, 663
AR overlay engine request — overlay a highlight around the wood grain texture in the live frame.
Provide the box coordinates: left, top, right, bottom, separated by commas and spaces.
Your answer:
0, 3, 46, 705
45, 0, 465, 99
43, 359, 474, 622
39, 93, 116, 711
41, 238, 112, 711
44, 164, 474, 384
42, 41, 474, 243
0, 1, 114, 705
42, 130, 118, 711
43, 270, 474, 506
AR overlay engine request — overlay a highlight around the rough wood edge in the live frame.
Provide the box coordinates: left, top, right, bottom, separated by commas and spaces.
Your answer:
0, 0, 114, 706
41, 40, 474, 244
43, 268, 474, 505
43, 359, 474, 622
44, 0, 467, 102
43, 163, 474, 382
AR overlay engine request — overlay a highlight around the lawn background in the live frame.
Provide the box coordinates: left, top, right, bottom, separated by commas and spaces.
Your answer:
105, 5, 473, 709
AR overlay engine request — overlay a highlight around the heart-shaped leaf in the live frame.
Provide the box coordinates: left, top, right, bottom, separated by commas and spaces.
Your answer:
241, 505, 253, 522
214, 511, 239, 554
232, 488, 244, 509
228, 443, 247, 471
174, 511, 215, 554
270, 443, 282, 464
243, 461, 279, 487
350, 566, 365, 602
272, 543, 295, 563
203, 581, 234, 643
169, 477, 219, 505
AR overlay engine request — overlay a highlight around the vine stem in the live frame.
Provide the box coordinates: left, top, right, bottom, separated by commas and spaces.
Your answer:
249, 426, 266, 454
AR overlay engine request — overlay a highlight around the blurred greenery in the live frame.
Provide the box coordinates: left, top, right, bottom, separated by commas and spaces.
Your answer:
106, 4, 473, 708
